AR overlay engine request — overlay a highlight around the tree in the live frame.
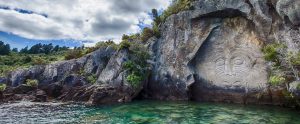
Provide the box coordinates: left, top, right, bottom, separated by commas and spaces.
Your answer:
0, 41, 10, 55
12, 48, 18, 52
122, 34, 130, 41
53, 45, 60, 52
152, 9, 159, 19
43, 43, 53, 54
20, 46, 29, 54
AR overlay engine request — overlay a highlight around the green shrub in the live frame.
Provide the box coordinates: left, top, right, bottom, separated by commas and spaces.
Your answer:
159, 0, 194, 23
26, 79, 39, 87
123, 61, 136, 71
121, 42, 150, 89
119, 40, 132, 50
64, 49, 83, 60
0, 84, 6, 92
141, 27, 154, 42
153, 23, 161, 38
33, 57, 47, 65
126, 73, 143, 88
22, 56, 32, 64
289, 52, 300, 66
262, 44, 280, 62
269, 75, 286, 86
87, 74, 97, 84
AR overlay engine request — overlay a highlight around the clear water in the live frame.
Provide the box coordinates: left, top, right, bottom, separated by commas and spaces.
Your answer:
0, 100, 299, 124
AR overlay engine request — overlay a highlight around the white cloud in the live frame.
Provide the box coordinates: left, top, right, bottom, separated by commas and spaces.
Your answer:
0, 0, 170, 45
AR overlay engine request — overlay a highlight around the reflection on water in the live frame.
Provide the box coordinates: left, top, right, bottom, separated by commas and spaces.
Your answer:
0, 101, 299, 124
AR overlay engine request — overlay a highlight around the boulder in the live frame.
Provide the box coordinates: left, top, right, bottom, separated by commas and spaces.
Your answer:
34, 90, 47, 102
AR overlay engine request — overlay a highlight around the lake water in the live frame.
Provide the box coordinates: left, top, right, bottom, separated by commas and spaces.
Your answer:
0, 100, 299, 124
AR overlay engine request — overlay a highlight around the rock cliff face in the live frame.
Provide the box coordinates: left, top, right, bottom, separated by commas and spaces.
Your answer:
1, 47, 143, 104
147, 0, 300, 105
1, 0, 300, 106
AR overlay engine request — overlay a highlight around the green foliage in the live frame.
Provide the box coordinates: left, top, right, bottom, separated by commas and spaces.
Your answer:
141, 27, 154, 42
269, 75, 286, 86
26, 79, 39, 87
0, 41, 10, 55
33, 57, 47, 65
20, 43, 68, 54
121, 42, 150, 89
262, 43, 283, 63
64, 49, 83, 60
0, 84, 6, 92
119, 40, 132, 50
123, 61, 136, 71
126, 73, 143, 88
0, 51, 66, 76
288, 52, 300, 66
159, 0, 194, 23
95, 40, 115, 48
87, 74, 97, 84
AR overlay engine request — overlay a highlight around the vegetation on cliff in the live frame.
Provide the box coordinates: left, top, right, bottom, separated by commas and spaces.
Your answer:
0, 84, 6, 92
120, 36, 150, 89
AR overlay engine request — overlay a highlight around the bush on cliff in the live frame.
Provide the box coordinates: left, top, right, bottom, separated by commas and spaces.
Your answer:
121, 41, 150, 89
141, 28, 155, 43
26, 79, 39, 87
0, 84, 6, 92
87, 74, 97, 84
262, 43, 285, 65
288, 52, 300, 66
269, 75, 286, 86
119, 40, 132, 50
64, 49, 83, 60
160, 0, 194, 23
126, 73, 143, 88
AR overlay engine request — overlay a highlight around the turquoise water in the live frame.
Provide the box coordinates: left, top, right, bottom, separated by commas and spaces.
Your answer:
0, 101, 299, 124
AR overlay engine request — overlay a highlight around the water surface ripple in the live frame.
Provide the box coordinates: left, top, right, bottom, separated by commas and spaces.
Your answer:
0, 101, 299, 124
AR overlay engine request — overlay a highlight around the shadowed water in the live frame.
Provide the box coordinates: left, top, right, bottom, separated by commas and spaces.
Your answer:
0, 100, 299, 124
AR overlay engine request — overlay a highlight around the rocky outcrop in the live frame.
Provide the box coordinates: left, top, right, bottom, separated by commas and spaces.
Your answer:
1, 47, 143, 105
147, 0, 300, 105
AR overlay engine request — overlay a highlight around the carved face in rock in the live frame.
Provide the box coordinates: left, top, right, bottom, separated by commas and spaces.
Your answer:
212, 49, 253, 87
194, 25, 267, 90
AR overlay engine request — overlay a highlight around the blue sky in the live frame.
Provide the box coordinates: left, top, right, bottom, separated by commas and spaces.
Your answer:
0, 0, 170, 48
0, 31, 82, 49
